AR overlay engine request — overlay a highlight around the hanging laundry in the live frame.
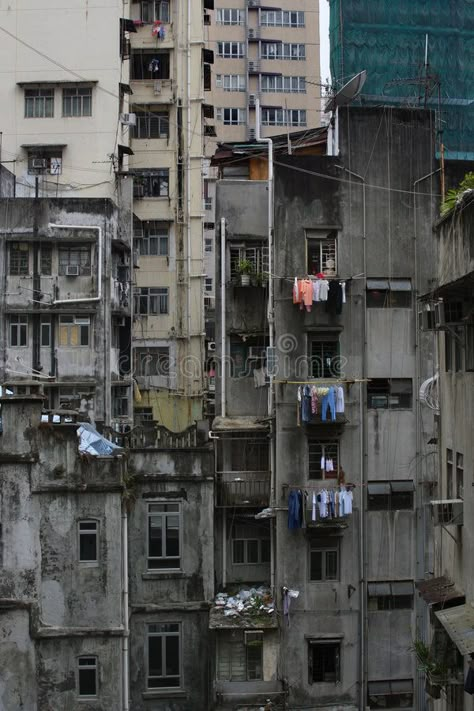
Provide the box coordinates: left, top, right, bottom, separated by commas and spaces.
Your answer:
288, 489, 302, 529
152, 21, 165, 39
311, 387, 319, 415
148, 58, 161, 72
293, 277, 301, 305
341, 281, 346, 303
312, 492, 317, 522
300, 280, 313, 312
321, 386, 337, 422
312, 279, 321, 302
253, 367, 266, 388
336, 386, 344, 413
326, 280, 343, 315
301, 385, 313, 423
318, 279, 329, 301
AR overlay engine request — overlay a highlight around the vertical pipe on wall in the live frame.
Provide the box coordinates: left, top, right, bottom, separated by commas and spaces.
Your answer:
220, 217, 226, 418
122, 507, 129, 711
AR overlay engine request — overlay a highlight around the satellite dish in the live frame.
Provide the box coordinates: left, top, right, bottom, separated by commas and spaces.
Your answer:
324, 70, 367, 113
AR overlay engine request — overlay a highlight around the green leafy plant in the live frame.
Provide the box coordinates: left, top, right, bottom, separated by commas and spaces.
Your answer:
237, 258, 254, 276
441, 171, 474, 215
410, 639, 449, 683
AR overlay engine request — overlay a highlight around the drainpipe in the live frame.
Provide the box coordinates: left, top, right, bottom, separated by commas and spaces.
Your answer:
48, 224, 102, 304
255, 99, 275, 592
122, 505, 129, 711
186, 0, 192, 343
220, 217, 226, 418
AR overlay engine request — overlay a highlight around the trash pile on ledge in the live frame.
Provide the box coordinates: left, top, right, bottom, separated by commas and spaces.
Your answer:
214, 587, 274, 618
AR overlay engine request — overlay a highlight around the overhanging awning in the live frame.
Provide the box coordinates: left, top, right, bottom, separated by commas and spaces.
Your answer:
212, 416, 270, 432
435, 603, 474, 655
416, 575, 464, 606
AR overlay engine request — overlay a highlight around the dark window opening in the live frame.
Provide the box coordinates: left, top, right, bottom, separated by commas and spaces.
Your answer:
366, 279, 412, 308
134, 170, 169, 198
78, 657, 97, 697
148, 623, 181, 688
309, 538, 340, 581
148, 502, 180, 570
131, 107, 169, 139
367, 379, 412, 409
308, 641, 340, 683
367, 481, 414, 511
310, 337, 340, 379
130, 50, 170, 80
79, 520, 98, 562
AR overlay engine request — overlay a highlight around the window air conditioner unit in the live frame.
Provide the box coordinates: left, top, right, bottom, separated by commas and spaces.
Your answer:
207, 341, 216, 352
248, 93, 256, 107
120, 112, 137, 126
431, 499, 463, 526
32, 158, 47, 169
65, 265, 80, 276
248, 29, 255, 39
418, 303, 436, 331
248, 347, 265, 359
434, 300, 445, 328
248, 128, 256, 140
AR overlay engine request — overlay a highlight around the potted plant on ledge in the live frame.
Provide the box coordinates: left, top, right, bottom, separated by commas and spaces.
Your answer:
237, 258, 254, 286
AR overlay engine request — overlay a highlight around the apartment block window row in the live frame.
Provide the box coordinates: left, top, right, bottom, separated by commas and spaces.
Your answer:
9, 314, 90, 347
261, 75, 306, 93
216, 8, 245, 25
366, 279, 412, 308
140, 0, 170, 23
147, 502, 180, 570
24, 86, 92, 118
216, 108, 247, 125
261, 10, 305, 27
134, 169, 169, 198
262, 108, 306, 127
216, 74, 246, 92
218, 631, 263, 681
131, 107, 169, 139
148, 623, 181, 688
261, 43, 305, 60
217, 42, 245, 58
368, 581, 414, 610
367, 481, 414, 511
135, 287, 169, 315
367, 379, 412, 409
367, 679, 413, 709
134, 219, 169, 256
9, 243, 90, 276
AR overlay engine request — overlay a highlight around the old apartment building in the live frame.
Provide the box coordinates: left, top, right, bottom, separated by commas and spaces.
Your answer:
212, 105, 438, 709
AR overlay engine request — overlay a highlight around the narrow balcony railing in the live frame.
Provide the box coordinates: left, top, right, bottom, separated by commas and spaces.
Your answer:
216, 471, 270, 507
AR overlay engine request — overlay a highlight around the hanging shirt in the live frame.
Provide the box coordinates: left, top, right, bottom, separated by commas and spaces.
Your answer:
312, 492, 317, 521
320, 455, 325, 471
318, 279, 329, 301
311, 387, 319, 415
293, 278, 301, 304
318, 490, 328, 518
288, 490, 302, 529
326, 280, 343, 315
341, 281, 346, 303
301, 280, 313, 311
344, 489, 353, 515
301, 385, 312, 423
336, 386, 345, 413
312, 279, 321, 302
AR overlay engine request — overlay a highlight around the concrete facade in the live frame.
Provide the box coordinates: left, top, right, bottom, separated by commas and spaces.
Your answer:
213, 106, 438, 709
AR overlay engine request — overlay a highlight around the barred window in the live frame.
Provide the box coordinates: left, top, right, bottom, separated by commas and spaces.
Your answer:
132, 107, 169, 139
308, 439, 339, 479
309, 336, 340, 379
9, 243, 29, 275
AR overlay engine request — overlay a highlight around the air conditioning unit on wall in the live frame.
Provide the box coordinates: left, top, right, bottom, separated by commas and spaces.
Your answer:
65, 265, 80, 276
120, 112, 137, 126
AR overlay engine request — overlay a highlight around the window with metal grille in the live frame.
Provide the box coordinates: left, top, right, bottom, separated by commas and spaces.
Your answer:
40, 244, 52, 275
9, 243, 29, 275
367, 379, 412, 409
130, 50, 170, 80
261, 10, 305, 27
217, 631, 263, 681
308, 440, 339, 480
367, 481, 414, 511
24, 88, 54, 118
27, 150, 62, 175
456, 452, 463, 499
58, 246, 91, 276
367, 679, 413, 708
367, 581, 414, 611
147, 623, 181, 688
132, 107, 169, 138
309, 538, 339, 581
135, 287, 169, 315
140, 0, 170, 23
134, 170, 169, 197
9, 314, 28, 346
62, 87, 92, 117
261, 43, 305, 60
232, 522, 270, 565
216, 9, 245, 25
217, 42, 245, 58
308, 641, 340, 683
205, 277, 213, 293
112, 386, 129, 418
78, 656, 98, 697
135, 407, 154, 425
217, 435, 269, 472
134, 219, 169, 255
446, 448, 453, 498
78, 520, 98, 563
261, 75, 306, 93
306, 230, 337, 275
135, 347, 170, 376
59, 315, 90, 346
366, 279, 412, 308
309, 336, 340, 379
148, 502, 180, 570
229, 244, 269, 280
215, 74, 246, 91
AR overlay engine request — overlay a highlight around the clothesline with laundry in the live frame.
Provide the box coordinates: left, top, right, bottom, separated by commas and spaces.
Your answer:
297, 384, 344, 424
293, 275, 346, 314
288, 486, 354, 529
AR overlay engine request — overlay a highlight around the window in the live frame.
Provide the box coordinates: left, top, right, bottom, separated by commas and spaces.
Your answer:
135, 347, 170, 376
78, 656, 98, 698
78, 520, 98, 563
306, 230, 337, 275
465, 323, 474, 371
216, 8, 244, 24
134, 170, 169, 198
261, 108, 306, 127
215, 74, 246, 92
456, 452, 463, 499
148, 623, 181, 689
130, 50, 170, 80
232, 523, 270, 565
24, 88, 54, 118
135, 407, 154, 425
367, 481, 414, 511
261, 43, 305, 60
134, 220, 169, 255
58, 315, 90, 346
366, 279, 412, 308
368, 581, 414, 610
217, 42, 245, 58
9, 243, 29, 275
27, 150, 62, 175
205, 238, 213, 253
310, 335, 340, 379
135, 287, 169, 315
229, 338, 268, 378
204, 222, 215, 231
216, 108, 246, 125
140, 0, 170, 23
62, 87, 92, 117
40, 317, 51, 347
58, 246, 91, 276
261, 75, 306, 93
218, 631, 263, 681
40, 244, 52, 275
132, 107, 169, 139
148, 502, 180, 570
367, 379, 412, 409
229, 243, 269, 280
205, 278, 213, 292
308, 641, 340, 683
446, 448, 453, 498
308, 440, 339, 480
261, 10, 305, 27
309, 538, 339, 581
368, 679, 413, 708
217, 435, 269, 472
9, 315, 28, 347
112, 386, 129, 418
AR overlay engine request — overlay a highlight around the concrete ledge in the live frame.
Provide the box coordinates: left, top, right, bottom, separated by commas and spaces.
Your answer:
142, 690, 187, 700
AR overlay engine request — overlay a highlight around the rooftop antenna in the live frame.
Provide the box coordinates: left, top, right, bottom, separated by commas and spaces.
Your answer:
324, 70, 367, 114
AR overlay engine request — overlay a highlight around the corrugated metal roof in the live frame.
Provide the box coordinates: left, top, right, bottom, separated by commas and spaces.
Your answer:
416, 575, 464, 606
435, 603, 474, 655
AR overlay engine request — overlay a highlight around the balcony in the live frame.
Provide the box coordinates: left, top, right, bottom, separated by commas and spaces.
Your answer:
216, 471, 270, 507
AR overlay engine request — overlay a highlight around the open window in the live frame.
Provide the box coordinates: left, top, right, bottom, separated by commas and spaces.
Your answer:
368, 481, 414, 511
367, 379, 412, 409
306, 229, 337, 276
130, 50, 170, 80
366, 279, 412, 308
308, 640, 341, 683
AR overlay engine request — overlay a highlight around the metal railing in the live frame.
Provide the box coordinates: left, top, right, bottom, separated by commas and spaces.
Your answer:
216, 471, 270, 507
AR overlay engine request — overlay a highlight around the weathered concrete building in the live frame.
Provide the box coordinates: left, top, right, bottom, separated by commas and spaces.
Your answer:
212, 105, 438, 709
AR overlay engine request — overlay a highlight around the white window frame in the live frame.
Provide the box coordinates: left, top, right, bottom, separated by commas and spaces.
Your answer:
216, 108, 246, 125
9, 314, 28, 347
147, 623, 182, 689
261, 75, 306, 93
147, 502, 181, 571
24, 88, 54, 118
261, 10, 305, 27
306, 230, 338, 275
140, 0, 170, 23
78, 520, 99, 565
261, 43, 306, 60
134, 220, 169, 256
217, 42, 245, 58
229, 243, 269, 280
216, 74, 246, 92
216, 8, 245, 25
58, 315, 91, 347
135, 287, 169, 315
62, 87, 92, 117
261, 108, 306, 126
77, 656, 98, 698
